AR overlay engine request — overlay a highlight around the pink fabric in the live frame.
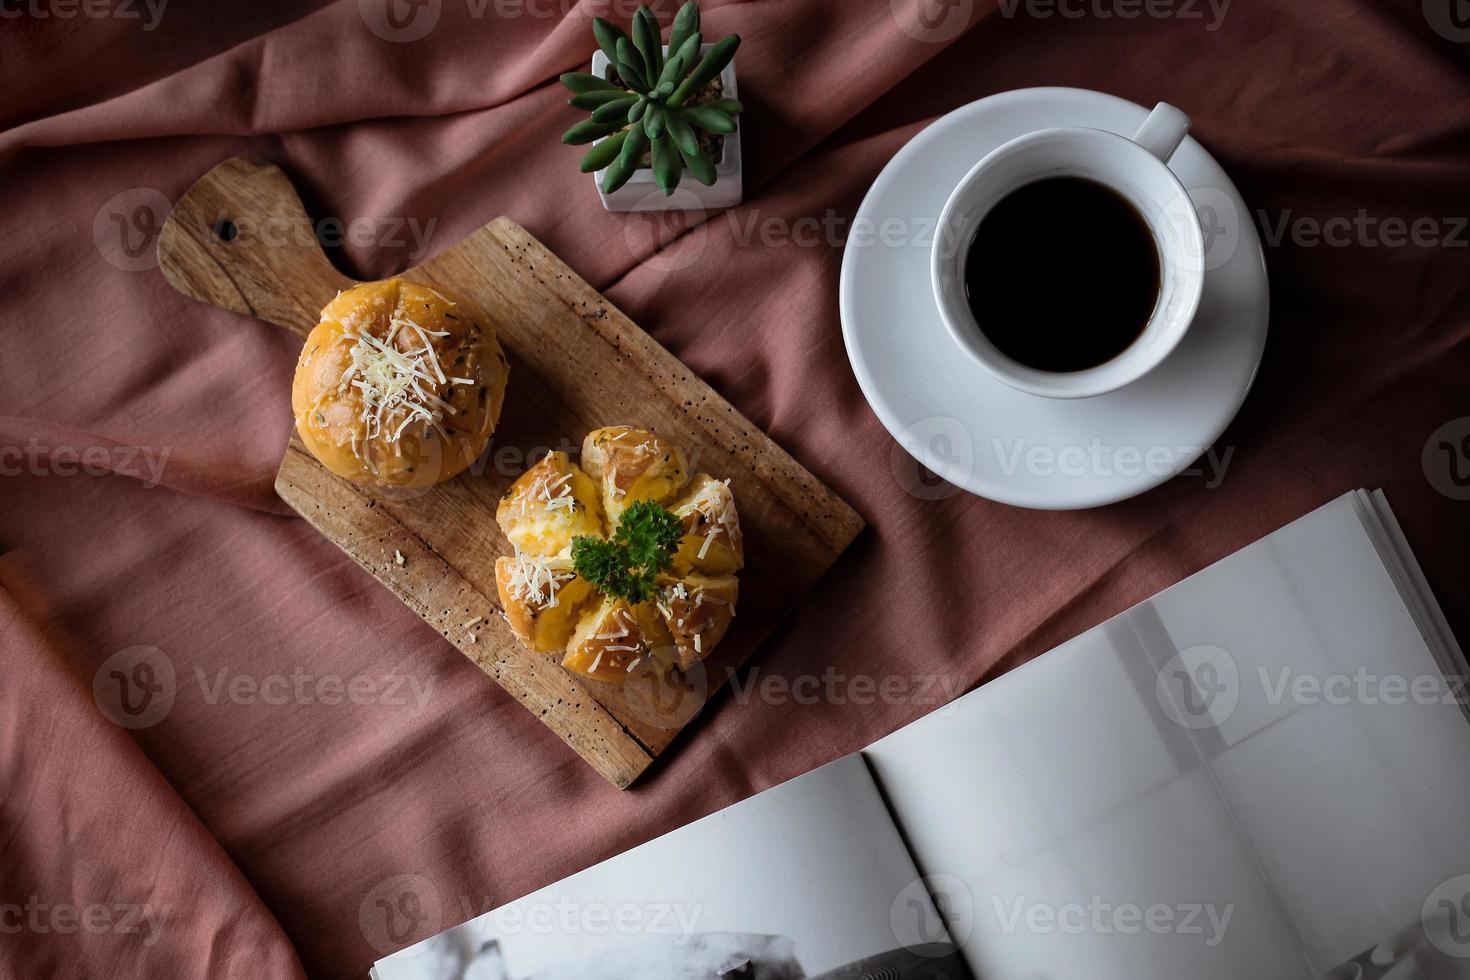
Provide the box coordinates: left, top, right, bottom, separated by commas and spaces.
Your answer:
3, 1, 1468, 977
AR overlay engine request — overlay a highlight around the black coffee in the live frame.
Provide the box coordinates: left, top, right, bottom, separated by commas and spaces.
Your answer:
964, 176, 1160, 373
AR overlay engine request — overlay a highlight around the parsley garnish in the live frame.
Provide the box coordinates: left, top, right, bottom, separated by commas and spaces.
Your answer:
572, 499, 683, 603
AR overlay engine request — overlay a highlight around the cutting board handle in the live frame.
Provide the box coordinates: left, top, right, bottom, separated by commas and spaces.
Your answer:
157, 156, 354, 339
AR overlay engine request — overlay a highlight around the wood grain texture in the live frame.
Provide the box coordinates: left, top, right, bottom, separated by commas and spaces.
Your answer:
158, 156, 865, 788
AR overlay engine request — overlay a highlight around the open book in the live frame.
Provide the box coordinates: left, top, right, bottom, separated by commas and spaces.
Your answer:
373, 490, 1470, 980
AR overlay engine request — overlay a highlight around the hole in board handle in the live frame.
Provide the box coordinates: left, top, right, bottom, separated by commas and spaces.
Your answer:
214, 219, 239, 242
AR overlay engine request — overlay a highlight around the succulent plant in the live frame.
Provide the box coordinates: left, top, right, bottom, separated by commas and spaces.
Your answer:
560, 1, 743, 196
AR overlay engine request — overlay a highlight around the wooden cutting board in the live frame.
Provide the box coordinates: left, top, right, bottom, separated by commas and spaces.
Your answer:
157, 156, 864, 789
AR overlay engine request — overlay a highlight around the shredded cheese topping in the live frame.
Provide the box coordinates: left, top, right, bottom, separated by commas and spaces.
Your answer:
504, 550, 575, 610
517, 468, 578, 517
594, 608, 638, 642
683, 479, 738, 560
336, 315, 473, 457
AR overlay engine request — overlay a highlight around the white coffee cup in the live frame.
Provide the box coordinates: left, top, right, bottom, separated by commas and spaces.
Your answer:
932, 102, 1205, 400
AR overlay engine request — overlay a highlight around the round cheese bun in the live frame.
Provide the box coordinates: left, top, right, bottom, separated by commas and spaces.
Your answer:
291, 278, 509, 487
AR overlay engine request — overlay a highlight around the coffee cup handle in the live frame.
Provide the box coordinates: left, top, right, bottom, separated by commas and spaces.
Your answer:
1132, 102, 1191, 165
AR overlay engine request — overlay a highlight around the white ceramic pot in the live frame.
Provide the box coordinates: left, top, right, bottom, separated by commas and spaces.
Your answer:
587, 45, 743, 213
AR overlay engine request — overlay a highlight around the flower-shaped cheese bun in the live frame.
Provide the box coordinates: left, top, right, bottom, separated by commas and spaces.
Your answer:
495, 427, 742, 683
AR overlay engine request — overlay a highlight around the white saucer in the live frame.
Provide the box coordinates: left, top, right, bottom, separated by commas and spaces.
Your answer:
840, 87, 1269, 509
